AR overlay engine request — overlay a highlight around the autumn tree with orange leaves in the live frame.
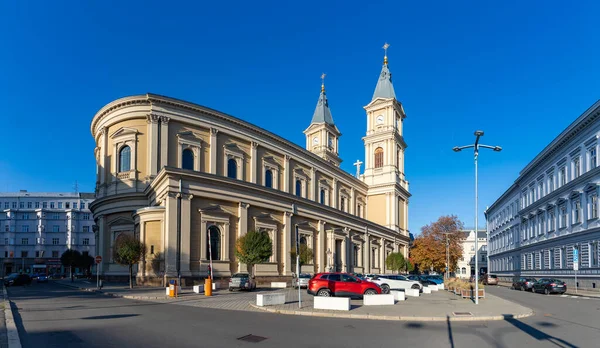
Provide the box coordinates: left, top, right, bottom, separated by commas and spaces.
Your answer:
410, 215, 464, 275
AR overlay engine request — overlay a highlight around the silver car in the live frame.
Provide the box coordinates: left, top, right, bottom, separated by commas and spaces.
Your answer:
228, 273, 256, 291
292, 273, 311, 288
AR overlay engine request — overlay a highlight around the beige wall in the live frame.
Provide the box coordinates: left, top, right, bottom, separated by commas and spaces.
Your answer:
106, 118, 148, 178
367, 194, 386, 226
166, 121, 211, 171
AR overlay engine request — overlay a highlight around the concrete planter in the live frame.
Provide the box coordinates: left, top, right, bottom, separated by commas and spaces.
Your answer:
460, 289, 485, 299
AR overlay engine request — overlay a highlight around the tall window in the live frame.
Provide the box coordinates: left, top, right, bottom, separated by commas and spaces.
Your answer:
320, 189, 326, 204
591, 242, 598, 267
538, 182, 544, 199
548, 210, 555, 231
539, 251, 544, 269
357, 204, 362, 218
27, 202, 32, 208
574, 157, 581, 178
353, 245, 359, 267
590, 149, 597, 170
374, 147, 384, 168
52, 238, 59, 245
295, 180, 302, 197
207, 226, 221, 260
340, 197, 346, 212
561, 247, 567, 268
83, 238, 90, 245
119, 146, 131, 172
549, 249, 554, 269
573, 201, 581, 224
265, 170, 273, 188
560, 167, 566, 186
182, 149, 194, 170
560, 206, 567, 228
548, 174, 554, 193
227, 158, 237, 179
591, 195, 598, 219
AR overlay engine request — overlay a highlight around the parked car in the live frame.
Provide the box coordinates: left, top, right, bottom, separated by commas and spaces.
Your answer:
37, 274, 49, 283
370, 275, 423, 294
424, 275, 444, 285
4, 274, 32, 287
228, 273, 256, 291
483, 274, 499, 285
532, 278, 567, 295
307, 272, 381, 298
292, 273, 311, 289
512, 277, 537, 291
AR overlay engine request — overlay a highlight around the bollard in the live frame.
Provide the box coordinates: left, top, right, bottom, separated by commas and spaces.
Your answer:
205, 278, 212, 296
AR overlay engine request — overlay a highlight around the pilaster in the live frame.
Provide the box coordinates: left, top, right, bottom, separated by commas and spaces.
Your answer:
210, 128, 218, 174
380, 237, 385, 273
180, 193, 193, 276
164, 193, 179, 276
283, 155, 290, 193
250, 142, 258, 184
283, 211, 293, 275
100, 128, 107, 186
364, 228, 371, 273
332, 178, 338, 209
318, 221, 326, 272
147, 113, 160, 176
160, 116, 170, 169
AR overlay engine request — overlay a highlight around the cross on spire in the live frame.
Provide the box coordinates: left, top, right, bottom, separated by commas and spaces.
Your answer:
321, 73, 326, 93
353, 159, 363, 178
383, 42, 390, 65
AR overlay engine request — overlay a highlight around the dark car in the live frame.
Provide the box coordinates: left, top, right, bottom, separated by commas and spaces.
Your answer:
532, 278, 567, 295
512, 277, 537, 291
37, 274, 49, 283
307, 272, 381, 298
4, 274, 32, 286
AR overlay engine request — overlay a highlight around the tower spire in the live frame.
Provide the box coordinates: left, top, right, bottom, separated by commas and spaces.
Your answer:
310, 73, 335, 125
321, 73, 326, 93
372, 43, 396, 101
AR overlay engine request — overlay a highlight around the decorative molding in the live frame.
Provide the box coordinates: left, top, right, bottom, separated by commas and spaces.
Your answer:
239, 202, 250, 209
210, 128, 219, 135
146, 113, 160, 124
251, 141, 259, 149
160, 115, 170, 124
569, 147, 582, 157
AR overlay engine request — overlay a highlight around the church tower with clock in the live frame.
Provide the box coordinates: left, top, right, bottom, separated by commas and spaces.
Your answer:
303, 74, 342, 166
362, 44, 410, 236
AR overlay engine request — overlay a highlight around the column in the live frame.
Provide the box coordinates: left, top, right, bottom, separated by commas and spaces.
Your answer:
139, 219, 146, 277
283, 155, 290, 193
180, 193, 193, 276
311, 168, 316, 201
164, 193, 179, 276
350, 188, 355, 215
318, 221, 326, 272
386, 192, 391, 226
210, 128, 218, 174
238, 202, 249, 272
223, 222, 230, 261
392, 195, 398, 231
364, 228, 371, 273
200, 219, 207, 260
380, 238, 385, 273
404, 199, 409, 233
346, 229, 352, 272
250, 142, 258, 184
582, 193, 588, 229
160, 116, 170, 168
146, 113, 160, 176
283, 212, 293, 275
97, 215, 106, 275
99, 128, 107, 186
332, 178, 338, 209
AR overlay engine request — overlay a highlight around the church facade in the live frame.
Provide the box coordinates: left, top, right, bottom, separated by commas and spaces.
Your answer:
90, 50, 411, 284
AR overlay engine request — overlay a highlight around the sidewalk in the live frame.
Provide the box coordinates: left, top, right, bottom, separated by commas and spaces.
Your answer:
55, 279, 184, 300
250, 288, 534, 322
497, 281, 600, 298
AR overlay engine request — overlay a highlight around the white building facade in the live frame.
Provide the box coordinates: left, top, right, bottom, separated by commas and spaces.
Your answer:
486, 100, 600, 290
456, 229, 487, 279
0, 191, 96, 276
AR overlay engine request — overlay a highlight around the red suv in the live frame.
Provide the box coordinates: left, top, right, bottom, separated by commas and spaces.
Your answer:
307, 272, 381, 298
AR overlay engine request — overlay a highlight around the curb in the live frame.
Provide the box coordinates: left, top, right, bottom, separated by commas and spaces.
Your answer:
54, 282, 170, 300
497, 282, 600, 299
2, 287, 22, 348
248, 302, 535, 322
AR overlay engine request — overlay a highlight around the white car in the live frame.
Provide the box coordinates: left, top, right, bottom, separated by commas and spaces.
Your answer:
371, 275, 423, 294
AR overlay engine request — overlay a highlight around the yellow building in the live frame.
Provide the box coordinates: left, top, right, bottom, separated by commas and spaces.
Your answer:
90, 49, 411, 284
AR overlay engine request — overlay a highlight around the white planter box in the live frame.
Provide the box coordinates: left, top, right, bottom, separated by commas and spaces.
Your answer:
165, 287, 169, 295
313, 296, 350, 311
193, 285, 203, 293
405, 288, 420, 297
256, 293, 286, 307
390, 290, 406, 301
363, 294, 395, 305
212, 283, 218, 290
438, 284, 444, 290
271, 282, 287, 288
423, 287, 432, 294
429, 285, 439, 291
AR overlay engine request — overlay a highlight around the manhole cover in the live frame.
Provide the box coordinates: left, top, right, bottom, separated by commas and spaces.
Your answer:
238, 334, 268, 343
453, 312, 473, 316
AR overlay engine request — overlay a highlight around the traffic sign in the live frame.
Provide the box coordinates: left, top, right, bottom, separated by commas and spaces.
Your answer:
95, 255, 102, 264
573, 248, 579, 271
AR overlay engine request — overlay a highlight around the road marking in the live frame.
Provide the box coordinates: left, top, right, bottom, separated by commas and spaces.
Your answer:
581, 297, 590, 299
560, 295, 568, 297
571, 296, 579, 298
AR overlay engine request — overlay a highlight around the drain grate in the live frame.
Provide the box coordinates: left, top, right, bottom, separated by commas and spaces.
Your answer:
237, 334, 268, 343
453, 312, 473, 316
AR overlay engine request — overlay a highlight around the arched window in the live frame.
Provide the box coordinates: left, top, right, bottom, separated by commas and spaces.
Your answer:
461, 267, 466, 275
374, 147, 384, 168
353, 245, 359, 266
119, 146, 131, 172
207, 226, 221, 261
320, 189, 326, 204
299, 236, 307, 245
227, 158, 237, 179
265, 169, 273, 188
182, 148, 194, 170
295, 180, 302, 197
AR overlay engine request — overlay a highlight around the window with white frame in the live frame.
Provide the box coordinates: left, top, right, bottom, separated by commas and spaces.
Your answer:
538, 182, 544, 199
21, 225, 29, 233
560, 166, 567, 186
548, 209, 555, 231
590, 194, 598, 219
22, 213, 29, 220
83, 226, 89, 233
573, 200, 582, 224
27, 202, 32, 208
548, 173, 554, 193
590, 148, 597, 170
12, 202, 16, 209
530, 187, 535, 203
42, 202, 47, 209
19, 202, 24, 208
21, 238, 28, 245
83, 238, 90, 245
539, 214, 545, 235
262, 157, 280, 190
53, 225, 59, 232
52, 238, 59, 245
119, 145, 131, 172
559, 206, 567, 228
223, 143, 245, 180
58, 202, 63, 209
50, 202, 55, 209
293, 170, 308, 198
111, 127, 139, 175
591, 242, 598, 267
573, 157, 581, 179
176, 131, 202, 171
549, 249, 554, 269
339, 190, 349, 213
83, 214, 90, 220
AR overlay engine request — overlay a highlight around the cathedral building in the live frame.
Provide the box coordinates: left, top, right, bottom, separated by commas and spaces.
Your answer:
90, 48, 411, 284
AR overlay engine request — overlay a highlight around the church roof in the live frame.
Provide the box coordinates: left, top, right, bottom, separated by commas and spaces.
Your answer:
372, 62, 396, 100
310, 85, 335, 126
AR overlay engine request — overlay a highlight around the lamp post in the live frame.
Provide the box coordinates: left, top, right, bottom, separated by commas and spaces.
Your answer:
441, 232, 451, 279
295, 221, 310, 308
453, 130, 502, 305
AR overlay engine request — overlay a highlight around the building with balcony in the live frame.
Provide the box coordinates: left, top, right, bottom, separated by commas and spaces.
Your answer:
90, 49, 411, 285
0, 191, 96, 276
486, 100, 600, 290
455, 229, 487, 279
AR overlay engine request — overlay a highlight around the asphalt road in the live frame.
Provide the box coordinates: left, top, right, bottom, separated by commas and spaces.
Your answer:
5, 282, 599, 348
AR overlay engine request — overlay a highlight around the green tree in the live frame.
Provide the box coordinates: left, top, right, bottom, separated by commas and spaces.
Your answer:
385, 252, 406, 274
405, 260, 415, 273
234, 230, 273, 277
79, 254, 95, 275
290, 244, 314, 274
60, 249, 82, 282
113, 234, 146, 289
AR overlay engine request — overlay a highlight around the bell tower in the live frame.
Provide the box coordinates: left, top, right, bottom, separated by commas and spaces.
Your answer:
362, 44, 410, 235
304, 74, 342, 166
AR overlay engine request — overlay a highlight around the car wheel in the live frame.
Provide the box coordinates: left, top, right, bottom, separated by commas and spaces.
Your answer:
510, 285, 515, 290
544, 288, 550, 295
317, 289, 331, 297
380, 284, 390, 294
521, 285, 525, 291
364, 289, 377, 295
229, 288, 233, 292
411, 284, 420, 290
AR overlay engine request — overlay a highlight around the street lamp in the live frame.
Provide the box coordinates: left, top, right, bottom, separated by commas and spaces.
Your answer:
453, 130, 501, 305
441, 232, 454, 280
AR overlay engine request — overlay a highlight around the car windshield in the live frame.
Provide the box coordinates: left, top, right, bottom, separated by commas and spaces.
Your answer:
232, 274, 249, 278
299, 274, 311, 279
489, 275, 498, 278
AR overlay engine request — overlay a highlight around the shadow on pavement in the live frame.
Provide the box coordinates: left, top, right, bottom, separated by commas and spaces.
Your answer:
503, 314, 577, 348
81, 314, 139, 320
446, 315, 455, 348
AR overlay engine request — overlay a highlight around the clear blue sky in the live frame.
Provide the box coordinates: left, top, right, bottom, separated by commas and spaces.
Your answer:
1, 1, 599, 234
